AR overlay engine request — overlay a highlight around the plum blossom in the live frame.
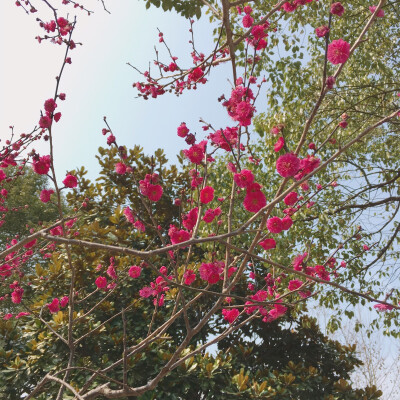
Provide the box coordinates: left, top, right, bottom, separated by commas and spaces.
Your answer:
259, 238, 276, 250
276, 153, 300, 177
200, 186, 214, 204
327, 39, 350, 65
222, 308, 239, 324
129, 265, 142, 278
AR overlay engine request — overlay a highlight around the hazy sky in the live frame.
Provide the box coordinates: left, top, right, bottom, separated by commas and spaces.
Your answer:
0, 0, 234, 180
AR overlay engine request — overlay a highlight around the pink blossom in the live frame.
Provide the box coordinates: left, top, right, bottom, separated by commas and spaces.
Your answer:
129, 265, 142, 278
274, 137, 285, 152
183, 143, 205, 164
315, 26, 329, 38
281, 216, 293, 230
177, 122, 189, 137
39, 115, 52, 129
284, 192, 298, 206
330, 2, 344, 16
327, 39, 350, 65
134, 220, 145, 232
107, 264, 117, 280
115, 163, 127, 174
202, 207, 221, 223
15, 312, 30, 319
233, 169, 254, 188
107, 134, 116, 145
40, 189, 54, 203
288, 279, 303, 291
200, 186, 214, 204
123, 207, 135, 224
209, 127, 238, 151
244, 5, 252, 14
267, 303, 287, 321
374, 304, 393, 312
187, 67, 204, 83
270, 125, 282, 135
32, 155, 51, 175
50, 226, 63, 236
300, 182, 310, 191
267, 217, 283, 234
282, 2, 297, 13
222, 308, 240, 324
147, 184, 163, 202
169, 62, 178, 72
168, 225, 191, 245
293, 252, 308, 271
47, 298, 60, 313
326, 76, 336, 89
183, 207, 198, 230
243, 187, 266, 213
276, 153, 300, 177
0, 170, 6, 182
44, 98, 57, 113
11, 288, 24, 304
259, 238, 276, 250
183, 270, 196, 285
63, 174, 78, 188
299, 155, 321, 176
199, 262, 223, 284
3, 314, 13, 320
95, 276, 107, 289
315, 265, 330, 281
23, 239, 37, 249
60, 296, 69, 308
369, 6, 385, 17
139, 287, 153, 298
233, 100, 255, 126
242, 14, 253, 28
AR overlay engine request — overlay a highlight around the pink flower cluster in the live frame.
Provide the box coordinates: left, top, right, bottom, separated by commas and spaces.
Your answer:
139, 266, 173, 307
327, 39, 350, 65
244, 290, 288, 323
223, 85, 255, 127
243, 183, 266, 213
189, 169, 204, 188
200, 186, 214, 204
276, 153, 320, 180
242, 5, 254, 28
183, 207, 198, 230
247, 22, 270, 50
47, 296, 69, 313
203, 207, 222, 223
281, 0, 313, 13
183, 141, 207, 164
139, 173, 163, 202
32, 155, 51, 175
222, 308, 239, 324
259, 238, 276, 250
266, 216, 293, 233
38, 97, 62, 130
168, 225, 191, 245
209, 127, 238, 151
199, 261, 235, 285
